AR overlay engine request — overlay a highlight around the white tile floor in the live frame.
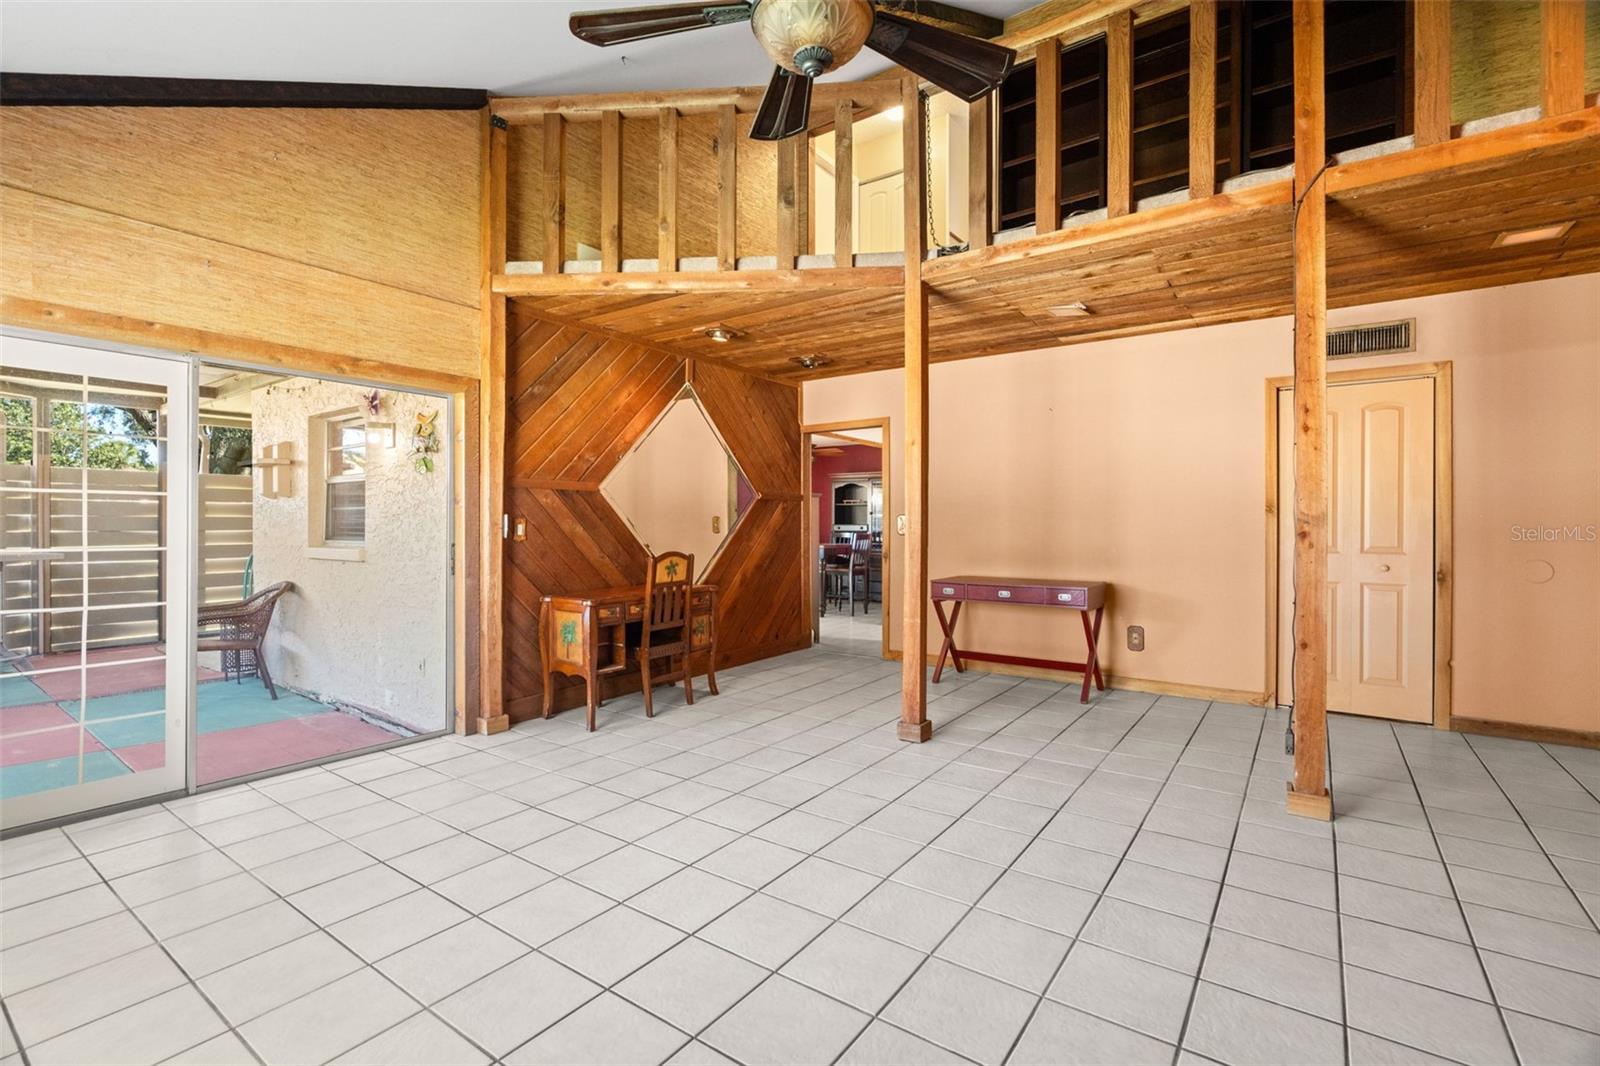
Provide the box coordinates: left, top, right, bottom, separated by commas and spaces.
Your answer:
2, 641, 1598, 1066
817, 608, 883, 660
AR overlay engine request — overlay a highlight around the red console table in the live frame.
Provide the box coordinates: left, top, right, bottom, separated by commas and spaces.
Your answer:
930, 576, 1109, 703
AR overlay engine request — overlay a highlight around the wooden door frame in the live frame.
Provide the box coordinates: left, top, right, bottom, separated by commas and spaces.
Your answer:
801, 417, 892, 661
1263, 361, 1453, 730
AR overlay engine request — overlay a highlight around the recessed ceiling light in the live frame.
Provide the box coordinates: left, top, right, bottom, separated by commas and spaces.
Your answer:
1046, 302, 1092, 318
701, 325, 744, 343
791, 355, 829, 370
1492, 221, 1574, 247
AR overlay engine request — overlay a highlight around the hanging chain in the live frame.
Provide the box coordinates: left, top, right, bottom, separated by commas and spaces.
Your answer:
924, 89, 968, 257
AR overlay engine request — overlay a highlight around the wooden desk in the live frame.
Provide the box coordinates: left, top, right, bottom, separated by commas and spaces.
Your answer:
539, 583, 718, 728
930, 576, 1108, 703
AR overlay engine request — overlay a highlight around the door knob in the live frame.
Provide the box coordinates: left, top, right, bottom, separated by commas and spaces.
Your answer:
1378, 564, 1391, 572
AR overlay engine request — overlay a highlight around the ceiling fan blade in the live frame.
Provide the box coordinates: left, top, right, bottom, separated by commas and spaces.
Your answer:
749, 66, 813, 141
570, 3, 752, 47
865, 10, 1016, 102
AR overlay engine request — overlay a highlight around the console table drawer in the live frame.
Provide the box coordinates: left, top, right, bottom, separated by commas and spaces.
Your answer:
1047, 587, 1089, 608
597, 605, 623, 624
931, 581, 965, 600
966, 583, 1046, 605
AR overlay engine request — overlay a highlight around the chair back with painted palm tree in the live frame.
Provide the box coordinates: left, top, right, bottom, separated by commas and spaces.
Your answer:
645, 551, 693, 631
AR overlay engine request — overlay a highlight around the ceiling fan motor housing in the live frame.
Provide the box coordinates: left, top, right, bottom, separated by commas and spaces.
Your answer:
751, 0, 875, 78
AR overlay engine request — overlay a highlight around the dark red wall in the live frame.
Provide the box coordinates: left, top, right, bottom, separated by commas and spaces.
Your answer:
810, 444, 882, 544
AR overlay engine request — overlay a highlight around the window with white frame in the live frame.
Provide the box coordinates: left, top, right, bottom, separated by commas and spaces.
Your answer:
323, 413, 366, 543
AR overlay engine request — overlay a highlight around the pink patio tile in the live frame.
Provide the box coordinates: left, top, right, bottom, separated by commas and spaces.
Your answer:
26, 644, 220, 702
193, 712, 401, 785
1, 707, 106, 767
111, 740, 168, 774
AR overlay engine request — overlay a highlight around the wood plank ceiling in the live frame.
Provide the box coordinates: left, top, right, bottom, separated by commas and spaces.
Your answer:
510, 119, 1600, 382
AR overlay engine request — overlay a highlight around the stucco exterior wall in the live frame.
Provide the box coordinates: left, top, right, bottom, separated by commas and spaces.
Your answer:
249, 377, 450, 733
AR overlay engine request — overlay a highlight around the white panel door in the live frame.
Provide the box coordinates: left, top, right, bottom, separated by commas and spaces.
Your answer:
2, 335, 193, 827
857, 172, 905, 254
1277, 376, 1434, 722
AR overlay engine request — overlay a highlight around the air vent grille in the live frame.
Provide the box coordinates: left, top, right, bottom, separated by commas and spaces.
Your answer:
1328, 318, 1415, 359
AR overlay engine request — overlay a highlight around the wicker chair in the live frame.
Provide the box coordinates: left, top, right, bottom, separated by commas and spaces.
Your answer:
197, 581, 294, 699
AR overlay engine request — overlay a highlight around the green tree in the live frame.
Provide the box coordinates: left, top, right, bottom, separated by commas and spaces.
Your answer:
1, 398, 156, 470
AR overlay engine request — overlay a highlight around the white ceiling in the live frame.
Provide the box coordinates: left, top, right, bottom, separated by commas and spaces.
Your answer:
0, 0, 1035, 97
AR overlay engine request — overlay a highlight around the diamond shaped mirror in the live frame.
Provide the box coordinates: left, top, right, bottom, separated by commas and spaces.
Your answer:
601, 384, 756, 576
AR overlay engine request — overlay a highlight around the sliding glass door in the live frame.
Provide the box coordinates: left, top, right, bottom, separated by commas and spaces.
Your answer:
1, 336, 194, 826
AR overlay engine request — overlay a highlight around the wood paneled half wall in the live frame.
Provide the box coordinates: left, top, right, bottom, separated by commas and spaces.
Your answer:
502, 303, 807, 721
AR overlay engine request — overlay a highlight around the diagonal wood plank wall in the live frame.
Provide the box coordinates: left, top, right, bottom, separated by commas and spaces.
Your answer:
502, 303, 807, 719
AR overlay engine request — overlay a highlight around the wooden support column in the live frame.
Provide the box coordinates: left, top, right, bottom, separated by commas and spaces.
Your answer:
1035, 37, 1061, 233
835, 101, 854, 265
542, 113, 564, 275
1288, 0, 1331, 819
1542, 0, 1586, 117
1413, 0, 1452, 146
1188, 0, 1217, 199
478, 114, 509, 735
1106, 11, 1134, 218
717, 104, 738, 271
777, 135, 798, 269
658, 107, 678, 269
900, 76, 932, 744
599, 110, 621, 271
967, 97, 991, 250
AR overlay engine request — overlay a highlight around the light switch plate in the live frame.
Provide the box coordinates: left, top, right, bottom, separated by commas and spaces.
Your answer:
1127, 625, 1145, 652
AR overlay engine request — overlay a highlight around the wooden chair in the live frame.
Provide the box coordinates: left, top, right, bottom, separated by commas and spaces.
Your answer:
850, 532, 874, 612
197, 581, 294, 699
639, 551, 694, 719
820, 543, 855, 615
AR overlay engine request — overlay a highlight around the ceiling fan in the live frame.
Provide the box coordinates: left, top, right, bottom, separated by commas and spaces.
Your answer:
569, 0, 1016, 140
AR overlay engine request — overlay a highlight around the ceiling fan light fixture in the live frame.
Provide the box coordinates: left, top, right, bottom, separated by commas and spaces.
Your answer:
750, 0, 874, 78
701, 325, 744, 343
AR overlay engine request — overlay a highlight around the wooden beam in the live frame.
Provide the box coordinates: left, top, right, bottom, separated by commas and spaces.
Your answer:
0, 72, 487, 110
1542, 0, 1586, 117
491, 80, 902, 122
658, 107, 678, 269
900, 75, 932, 744
1412, 0, 1451, 147
968, 97, 991, 249
1035, 37, 1061, 232
777, 135, 798, 270
1188, 0, 1217, 199
542, 113, 564, 276
1289, 0, 1330, 819
494, 266, 903, 295
1106, 11, 1134, 218
717, 104, 738, 271
835, 101, 855, 265
478, 114, 509, 735
599, 110, 621, 272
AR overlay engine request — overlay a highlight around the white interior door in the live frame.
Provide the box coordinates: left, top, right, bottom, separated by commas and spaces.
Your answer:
2, 334, 193, 827
858, 172, 905, 254
1277, 376, 1435, 722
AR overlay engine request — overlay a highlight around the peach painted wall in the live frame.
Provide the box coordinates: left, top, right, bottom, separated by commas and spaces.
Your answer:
802, 274, 1600, 733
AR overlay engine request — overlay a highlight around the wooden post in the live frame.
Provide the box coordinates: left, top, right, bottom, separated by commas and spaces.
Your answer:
599, 110, 621, 271
1188, 0, 1217, 199
1542, 0, 1586, 117
777, 135, 798, 269
658, 107, 678, 269
1288, 0, 1330, 819
542, 113, 564, 275
1035, 36, 1061, 233
478, 114, 510, 735
1106, 11, 1134, 218
835, 101, 854, 265
717, 104, 738, 271
967, 97, 991, 250
900, 76, 932, 744
1413, 0, 1452, 146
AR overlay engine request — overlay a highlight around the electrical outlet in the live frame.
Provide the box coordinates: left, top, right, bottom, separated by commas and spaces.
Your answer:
1127, 625, 1145, 652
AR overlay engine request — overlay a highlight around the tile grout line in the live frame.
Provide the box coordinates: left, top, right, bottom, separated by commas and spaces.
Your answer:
1169, 703, 1274, 1065
1388, 723, 1523, 1066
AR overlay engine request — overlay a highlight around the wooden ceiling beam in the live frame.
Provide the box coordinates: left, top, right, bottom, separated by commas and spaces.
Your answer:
491, 81, 901, 125
493, 267, 903, 296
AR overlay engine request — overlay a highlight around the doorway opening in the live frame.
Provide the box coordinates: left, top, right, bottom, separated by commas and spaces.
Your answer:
803, 419, 890, 661
1265, 363, 1453, 727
